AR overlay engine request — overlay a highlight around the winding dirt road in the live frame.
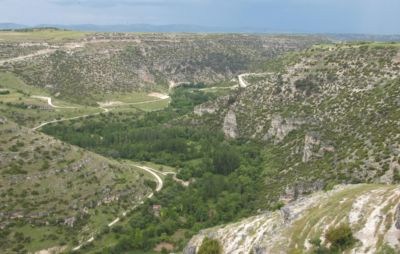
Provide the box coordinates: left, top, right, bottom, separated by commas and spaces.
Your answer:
31, 95, 169, 131
32, 96, 77, 109
31, 95, 103, 131
147, 166, 190, 187
31, 106, 109, 131
238, 73, 251, 88
238, 73, 269, 88
72, 163, 173, 251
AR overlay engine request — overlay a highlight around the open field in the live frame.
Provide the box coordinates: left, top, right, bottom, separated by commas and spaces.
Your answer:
0, 72, 171, 128
0, 29, 88, 42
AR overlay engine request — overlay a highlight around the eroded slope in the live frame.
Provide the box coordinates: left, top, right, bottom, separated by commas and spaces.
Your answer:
185, 184, 400, 254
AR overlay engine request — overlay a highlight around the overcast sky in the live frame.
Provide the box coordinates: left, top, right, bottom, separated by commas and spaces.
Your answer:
0, 0, 399, 34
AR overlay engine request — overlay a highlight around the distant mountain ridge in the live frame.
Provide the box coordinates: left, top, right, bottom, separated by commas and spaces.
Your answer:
1, 23, 400, 41
0, 23, 28, 30
0, 23, 276, 33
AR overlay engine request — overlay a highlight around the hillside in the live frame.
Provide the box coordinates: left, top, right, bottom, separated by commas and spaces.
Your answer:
184, 184, 400, 254
0, 118, 154, 253
0, 30, 326, 104
190, 43, 400, 201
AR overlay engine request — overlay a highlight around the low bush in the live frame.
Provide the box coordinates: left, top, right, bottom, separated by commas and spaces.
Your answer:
198, 237, 222, 254
325, 224, 355, 251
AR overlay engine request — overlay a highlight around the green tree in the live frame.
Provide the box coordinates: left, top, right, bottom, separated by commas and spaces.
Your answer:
212, 147, 240, 175
133, 228, 144, 249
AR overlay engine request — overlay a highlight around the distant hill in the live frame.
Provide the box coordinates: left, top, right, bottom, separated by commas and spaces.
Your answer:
1, 23, 399, 41
0, 23, 28, 30
0, 23, 273, 33
328, 33, 400, 42
37, 23, 279, 33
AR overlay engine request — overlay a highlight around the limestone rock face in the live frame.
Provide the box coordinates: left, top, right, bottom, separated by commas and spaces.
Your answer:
223, 109, 238, 139
280, 180, 325, 202
382, 160, 400, 184
302, 132, 321, 162
182, 246, 196, 254
302, 132, 335, 163
264, 115, 305, 144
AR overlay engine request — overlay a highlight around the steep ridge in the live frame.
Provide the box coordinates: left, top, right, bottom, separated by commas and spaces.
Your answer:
185, 184, 400, 254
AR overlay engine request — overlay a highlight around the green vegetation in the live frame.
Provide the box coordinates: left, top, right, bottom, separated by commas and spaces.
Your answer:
2, 33, 324, 103
0, 72, 103, 127
212, 147, 241, 175
198, 238, 222, 254
377, 244, 398, 254
0, 120, 154, 253
0, 28, 87, 42
31, 42, 400, 252
0, 89, 10, 94
43, 87, 267, 252
325, 224, 356, 251
309, 223, 357, 253
199, 42, 400, 203
0, 72, 172, 128
1, 32, 399, 253
42, 88, 219, 166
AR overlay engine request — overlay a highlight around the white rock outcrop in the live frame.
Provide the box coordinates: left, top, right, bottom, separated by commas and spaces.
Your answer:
302, 132, 321, 162
223, 109, 238, 139
263, 115, 305, 144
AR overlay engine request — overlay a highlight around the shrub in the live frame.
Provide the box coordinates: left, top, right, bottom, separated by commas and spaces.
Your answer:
0, 89, 10, 95
198, 237, 222, 254
325, 224, 355, 251
377, 244, 396, 254
144, 179, 157, 191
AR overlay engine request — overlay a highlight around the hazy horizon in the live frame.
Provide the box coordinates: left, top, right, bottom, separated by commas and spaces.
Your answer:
0, 0, 399, 35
